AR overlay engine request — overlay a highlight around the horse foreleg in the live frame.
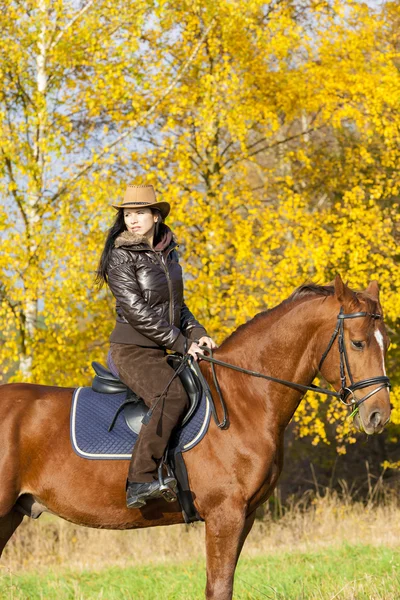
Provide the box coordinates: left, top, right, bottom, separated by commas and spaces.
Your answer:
204, 505, 256, 600
0, 509, 24, 557
236, 510, 256, 562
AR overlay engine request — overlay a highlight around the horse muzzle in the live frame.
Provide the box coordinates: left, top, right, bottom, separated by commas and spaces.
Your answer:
354, 405, 391, 435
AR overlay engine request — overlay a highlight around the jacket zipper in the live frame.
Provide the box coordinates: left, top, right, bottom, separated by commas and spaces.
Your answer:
153, 246, 175, 324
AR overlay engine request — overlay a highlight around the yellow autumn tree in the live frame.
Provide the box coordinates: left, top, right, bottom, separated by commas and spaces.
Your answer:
131, 0, 400, 447
0, 0, 398, 452
0, 0, 209, 383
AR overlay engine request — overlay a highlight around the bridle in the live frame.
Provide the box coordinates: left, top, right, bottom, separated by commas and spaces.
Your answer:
317, 308, 391, 408
193, 307, 391, 429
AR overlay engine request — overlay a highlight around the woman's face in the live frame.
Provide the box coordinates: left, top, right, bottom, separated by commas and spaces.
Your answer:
123, 208, 158, 237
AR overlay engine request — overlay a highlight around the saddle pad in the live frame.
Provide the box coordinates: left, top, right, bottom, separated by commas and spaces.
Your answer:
70, 387, 211, 460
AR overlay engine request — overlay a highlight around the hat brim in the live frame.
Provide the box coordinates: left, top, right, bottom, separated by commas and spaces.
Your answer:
111, 201, 170, 220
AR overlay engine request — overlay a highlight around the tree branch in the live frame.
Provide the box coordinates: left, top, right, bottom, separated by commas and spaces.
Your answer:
48, 18, 216, 207
1, 150, 30, 232
222, 122, 326, 170
246, 124, 325, 160
49, 0, 98, 50
0, 281, 21, 321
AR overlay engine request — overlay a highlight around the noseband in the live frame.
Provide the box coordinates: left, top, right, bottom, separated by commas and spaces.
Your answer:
194, 307, 391, 429
318, 308, 391, 409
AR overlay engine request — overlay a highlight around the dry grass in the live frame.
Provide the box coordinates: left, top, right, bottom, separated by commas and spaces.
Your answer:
2, 477, 400, 574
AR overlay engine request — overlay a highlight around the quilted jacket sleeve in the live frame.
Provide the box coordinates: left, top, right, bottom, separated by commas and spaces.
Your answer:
170, 249, 207, 341
180, 301, 207, 341
107, 253, 187, 353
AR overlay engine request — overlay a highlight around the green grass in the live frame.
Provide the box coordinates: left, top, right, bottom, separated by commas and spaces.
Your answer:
2, 544, 400, 599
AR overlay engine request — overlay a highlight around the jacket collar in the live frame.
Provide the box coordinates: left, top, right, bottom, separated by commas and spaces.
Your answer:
114, 231, 149, 248
114, 225, 176, 252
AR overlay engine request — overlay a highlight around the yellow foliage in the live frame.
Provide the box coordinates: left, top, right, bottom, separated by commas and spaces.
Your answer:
0, 0, 398, 452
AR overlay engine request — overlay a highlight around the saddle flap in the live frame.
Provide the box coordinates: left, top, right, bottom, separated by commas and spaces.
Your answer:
166, 354, 202, 426
124, 401, 148, 435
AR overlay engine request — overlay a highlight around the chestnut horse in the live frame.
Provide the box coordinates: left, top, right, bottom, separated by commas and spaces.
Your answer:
0, 276, 391, 599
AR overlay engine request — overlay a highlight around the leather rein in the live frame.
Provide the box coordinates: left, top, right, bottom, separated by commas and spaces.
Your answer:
192, 308, 391, 430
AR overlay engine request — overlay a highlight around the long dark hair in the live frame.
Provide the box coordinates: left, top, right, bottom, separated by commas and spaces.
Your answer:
95, 208, 163, 287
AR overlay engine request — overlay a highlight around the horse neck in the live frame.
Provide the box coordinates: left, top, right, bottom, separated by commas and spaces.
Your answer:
211, 297, 332, 432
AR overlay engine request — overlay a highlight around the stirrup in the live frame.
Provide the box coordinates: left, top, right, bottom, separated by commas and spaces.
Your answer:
158, 462, 178, 503
159, 478, 178, 503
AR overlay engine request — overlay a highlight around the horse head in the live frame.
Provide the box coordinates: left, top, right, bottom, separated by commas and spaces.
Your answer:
318, 274, 391, 434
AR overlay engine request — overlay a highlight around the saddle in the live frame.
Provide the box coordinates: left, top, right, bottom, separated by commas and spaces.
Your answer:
91, 354, 202, 435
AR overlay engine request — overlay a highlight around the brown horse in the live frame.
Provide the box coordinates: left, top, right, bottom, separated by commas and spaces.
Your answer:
0, 275, 391, 599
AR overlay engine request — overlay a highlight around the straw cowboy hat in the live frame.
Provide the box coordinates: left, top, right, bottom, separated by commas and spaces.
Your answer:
112, 184, 170, 220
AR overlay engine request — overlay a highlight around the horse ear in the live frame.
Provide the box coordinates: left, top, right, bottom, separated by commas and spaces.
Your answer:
365, 280, 380, 302
334, 274, 345, 302
334, 274, 357, 309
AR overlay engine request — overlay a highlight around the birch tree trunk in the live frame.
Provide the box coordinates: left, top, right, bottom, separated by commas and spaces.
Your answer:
19, 0, 47, 378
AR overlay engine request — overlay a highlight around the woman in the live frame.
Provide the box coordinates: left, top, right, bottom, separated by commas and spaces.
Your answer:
96, 184, 217, 509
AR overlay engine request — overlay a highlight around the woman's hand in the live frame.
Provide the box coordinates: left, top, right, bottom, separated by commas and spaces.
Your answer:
198, 336, 218, 350
187, 342, 204, 362
187, 337, 218, 361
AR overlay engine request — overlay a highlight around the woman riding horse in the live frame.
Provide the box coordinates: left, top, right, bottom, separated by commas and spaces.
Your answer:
96, 184, 217, 508
0, 271, 391, 599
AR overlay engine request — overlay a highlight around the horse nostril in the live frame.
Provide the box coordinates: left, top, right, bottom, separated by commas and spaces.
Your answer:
369, 410, 382, 429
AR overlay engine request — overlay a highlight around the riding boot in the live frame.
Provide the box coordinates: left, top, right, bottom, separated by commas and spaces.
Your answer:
126, 476, 177, 509
110, 344, 189, 483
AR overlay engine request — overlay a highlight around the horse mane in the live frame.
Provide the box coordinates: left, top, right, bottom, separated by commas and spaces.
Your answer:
219, 281, 379, 350
290, 281, 379, 318
219, 282, 334, 349
289, 282, 378, 312
288, 283, 334, 301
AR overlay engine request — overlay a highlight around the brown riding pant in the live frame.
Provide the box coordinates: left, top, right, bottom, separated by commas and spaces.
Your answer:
109, 343, 188, 483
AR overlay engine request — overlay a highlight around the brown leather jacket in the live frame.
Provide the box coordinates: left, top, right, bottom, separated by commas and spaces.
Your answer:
107, 226, 207, 353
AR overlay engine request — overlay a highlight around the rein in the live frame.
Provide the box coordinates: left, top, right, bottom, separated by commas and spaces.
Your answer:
195, 308, 391, 428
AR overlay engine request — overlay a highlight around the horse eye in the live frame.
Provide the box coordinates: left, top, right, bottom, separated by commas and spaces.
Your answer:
351, 340, 365, 350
